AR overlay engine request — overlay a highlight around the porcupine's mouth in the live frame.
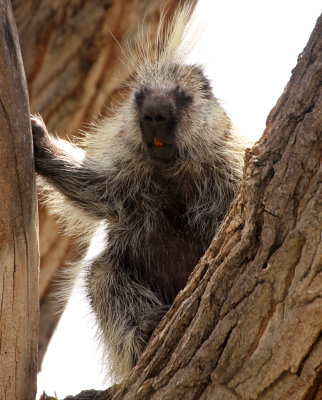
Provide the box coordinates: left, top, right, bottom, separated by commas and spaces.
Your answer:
146, 136, 177, 161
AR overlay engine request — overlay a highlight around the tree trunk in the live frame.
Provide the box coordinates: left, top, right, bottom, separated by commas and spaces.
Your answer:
0, 1, 39, 400
12, 0, 192, 370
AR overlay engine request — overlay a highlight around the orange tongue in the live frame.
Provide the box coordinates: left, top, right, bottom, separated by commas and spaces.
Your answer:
153, 136, 163, 147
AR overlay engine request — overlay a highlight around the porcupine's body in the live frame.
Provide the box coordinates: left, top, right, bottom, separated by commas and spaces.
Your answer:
32, 6, 246, 381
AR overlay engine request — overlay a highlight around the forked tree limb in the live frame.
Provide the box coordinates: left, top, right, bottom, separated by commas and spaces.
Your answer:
0, 1, 39, 399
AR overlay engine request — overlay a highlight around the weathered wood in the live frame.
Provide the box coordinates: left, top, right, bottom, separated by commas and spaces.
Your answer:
0, 1, 39, 399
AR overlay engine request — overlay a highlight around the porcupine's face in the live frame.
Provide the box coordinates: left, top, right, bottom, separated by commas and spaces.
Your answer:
134, 64, 213, 162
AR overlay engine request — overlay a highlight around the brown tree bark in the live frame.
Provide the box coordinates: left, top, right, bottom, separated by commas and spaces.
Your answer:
0, 1, 39, 399
12, 0, 192, 370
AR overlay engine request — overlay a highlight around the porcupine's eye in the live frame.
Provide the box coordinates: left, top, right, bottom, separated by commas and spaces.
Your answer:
135, 88, 150, 107
173, 86, 193, 109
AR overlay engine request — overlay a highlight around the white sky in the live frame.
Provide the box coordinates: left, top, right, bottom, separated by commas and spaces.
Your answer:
37, 1, 321, 398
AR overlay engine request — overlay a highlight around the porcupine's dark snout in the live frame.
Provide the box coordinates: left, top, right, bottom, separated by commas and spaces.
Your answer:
139, 90, 177, 161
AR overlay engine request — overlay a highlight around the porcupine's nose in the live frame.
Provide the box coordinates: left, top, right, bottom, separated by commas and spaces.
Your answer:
140, 91, 177, 146
138, 90, 178, 160
141, 93, 174, 136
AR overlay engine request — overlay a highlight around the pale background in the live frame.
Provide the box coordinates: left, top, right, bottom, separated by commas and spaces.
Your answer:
37, 0, 321, 397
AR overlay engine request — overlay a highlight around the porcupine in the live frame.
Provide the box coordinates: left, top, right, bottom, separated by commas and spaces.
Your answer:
31, 5, 246, 382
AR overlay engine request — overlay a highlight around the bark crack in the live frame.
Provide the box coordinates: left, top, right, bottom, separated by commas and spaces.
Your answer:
263, 208, 279, 218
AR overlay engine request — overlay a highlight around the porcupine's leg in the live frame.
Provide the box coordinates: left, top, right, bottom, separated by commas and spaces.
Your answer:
86, 252, 170, 379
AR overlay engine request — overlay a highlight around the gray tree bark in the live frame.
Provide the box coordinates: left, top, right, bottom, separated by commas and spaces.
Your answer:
0, 1, 39, 399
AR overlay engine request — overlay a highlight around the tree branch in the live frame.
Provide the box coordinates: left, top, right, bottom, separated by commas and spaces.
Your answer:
0, 0, 39, 399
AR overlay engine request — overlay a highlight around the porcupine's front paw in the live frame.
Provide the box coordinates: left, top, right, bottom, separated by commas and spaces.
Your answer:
30, 114, 49, 146
30, 114, 53, 170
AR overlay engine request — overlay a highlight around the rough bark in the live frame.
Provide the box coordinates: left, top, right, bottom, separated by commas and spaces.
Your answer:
11, 0, 192, 369
0, 1, 39, 399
